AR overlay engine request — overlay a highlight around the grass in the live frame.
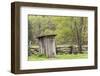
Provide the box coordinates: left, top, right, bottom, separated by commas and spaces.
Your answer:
28, 53, 88, 61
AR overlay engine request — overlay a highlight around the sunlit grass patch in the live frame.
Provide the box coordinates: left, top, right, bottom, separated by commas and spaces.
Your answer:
28, 53, 88, 61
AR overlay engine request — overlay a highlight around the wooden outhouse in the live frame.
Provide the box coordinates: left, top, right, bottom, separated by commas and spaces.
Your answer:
37, 34, 56, 58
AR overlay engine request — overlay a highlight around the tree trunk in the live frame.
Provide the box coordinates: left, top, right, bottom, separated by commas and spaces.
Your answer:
74, 17, 83, 53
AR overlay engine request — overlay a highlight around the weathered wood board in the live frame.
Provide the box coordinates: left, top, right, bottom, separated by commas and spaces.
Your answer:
37, 35, 56, 58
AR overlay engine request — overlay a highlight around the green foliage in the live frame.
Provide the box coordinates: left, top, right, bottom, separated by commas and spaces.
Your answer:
37, 53, 45, 57
28, 15, 88, 47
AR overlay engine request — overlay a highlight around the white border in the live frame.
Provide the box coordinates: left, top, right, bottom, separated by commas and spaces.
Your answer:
20, 6, 95, 70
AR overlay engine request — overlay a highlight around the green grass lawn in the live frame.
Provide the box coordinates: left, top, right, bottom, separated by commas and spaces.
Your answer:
28, 53, 88, 61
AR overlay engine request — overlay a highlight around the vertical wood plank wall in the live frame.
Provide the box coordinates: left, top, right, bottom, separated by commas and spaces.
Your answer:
38, 35, 56, 58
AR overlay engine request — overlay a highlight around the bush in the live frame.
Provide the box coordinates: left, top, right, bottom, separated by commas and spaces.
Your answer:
37, 53, 45, 57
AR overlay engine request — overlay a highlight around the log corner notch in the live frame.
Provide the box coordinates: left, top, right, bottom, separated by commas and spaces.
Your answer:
37, 34, 56, 58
